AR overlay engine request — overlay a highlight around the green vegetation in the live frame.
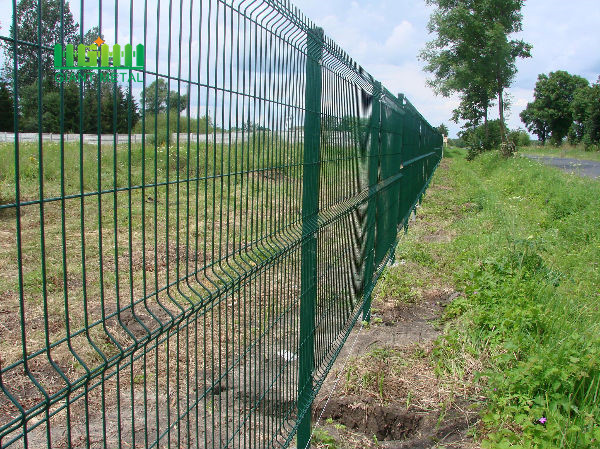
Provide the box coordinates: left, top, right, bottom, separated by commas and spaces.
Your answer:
0, 137, 300, 207
421, 0, 531, 150
436, 123, 449, 136
312, 428, 340, 449
0, 138, 303, 370
0, 82, 14, 131
453, 120, 531, 159
385, 148, 600, 447
378, 264, 424, 304
141, 79, 188, 114
1, 0, 78, 85
0, 140, 209, 202
520, 144, 600, 162
0, 1, 140, 133
343, 346, 407, 402
132, 112, 213, 145
521, 71, 600, 148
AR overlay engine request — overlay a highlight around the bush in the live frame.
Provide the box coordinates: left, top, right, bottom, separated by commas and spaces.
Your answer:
462, 122, 533, 159
460, 120, 502, 159
430, 151, 600, 447
508, 128, 531, 148
133, 112, 213, 145
448, 137, 467, 148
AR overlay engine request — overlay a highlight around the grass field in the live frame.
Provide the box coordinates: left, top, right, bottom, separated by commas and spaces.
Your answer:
0, 138, 312, 446
370, 147, 600, 447
520, 144, 600, 161
0, 136, 367, 447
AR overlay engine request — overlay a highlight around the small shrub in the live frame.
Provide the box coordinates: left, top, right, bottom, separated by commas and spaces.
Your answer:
508, 129, 531, 148
312, 428, 339, 449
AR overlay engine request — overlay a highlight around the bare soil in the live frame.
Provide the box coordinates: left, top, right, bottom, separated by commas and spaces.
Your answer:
311, 287, 481, 449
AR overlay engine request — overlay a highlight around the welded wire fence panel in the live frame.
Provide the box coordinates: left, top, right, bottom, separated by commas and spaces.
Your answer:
0, 0, 442, 447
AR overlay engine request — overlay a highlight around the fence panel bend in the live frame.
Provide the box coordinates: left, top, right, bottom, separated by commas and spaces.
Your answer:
0, 0, 442, 447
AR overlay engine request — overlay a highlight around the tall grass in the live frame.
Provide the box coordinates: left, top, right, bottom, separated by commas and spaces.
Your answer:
132, 112, 213, 145
0, 134, 304, 205
392, 148, 600, 448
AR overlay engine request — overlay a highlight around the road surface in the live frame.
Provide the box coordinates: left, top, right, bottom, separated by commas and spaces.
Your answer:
524, 155, 600, 179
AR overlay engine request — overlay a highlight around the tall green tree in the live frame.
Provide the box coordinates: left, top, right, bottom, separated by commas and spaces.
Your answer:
3, 14, 140, 134
421, 1, 494, 135
0, 82, 14, 131
142, 79, 189, 114
519, 100, 549, 144
570, 86, 589, 144
82, 82, 140, 134
76, 26, 140, 133
436, 123, 449, 136
451, 85, 495, 136
571, 78, 600, 148
421, 0, 531, 150
1, 0, 78, 85
520, 71, 589, 145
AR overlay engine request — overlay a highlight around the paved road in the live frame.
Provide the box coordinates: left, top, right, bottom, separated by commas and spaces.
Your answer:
524, 155, 600, 179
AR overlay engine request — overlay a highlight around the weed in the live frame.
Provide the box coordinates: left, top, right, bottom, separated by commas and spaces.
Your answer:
378, 267, 423, 304
312, 427, 338, 449
133, 374, 145, 385
342, 346, 407, 403
411, 148, 600, 447
372, 433, 379, 446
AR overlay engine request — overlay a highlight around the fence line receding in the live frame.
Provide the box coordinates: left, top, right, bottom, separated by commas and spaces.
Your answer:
0, 0, 442, 447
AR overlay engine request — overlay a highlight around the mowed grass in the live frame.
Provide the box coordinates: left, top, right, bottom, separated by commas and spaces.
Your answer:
379, 147, 600, 447
521, 144, 600, 162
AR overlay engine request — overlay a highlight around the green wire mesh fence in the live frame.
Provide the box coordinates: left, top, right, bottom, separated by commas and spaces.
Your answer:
0, 0, 442, 447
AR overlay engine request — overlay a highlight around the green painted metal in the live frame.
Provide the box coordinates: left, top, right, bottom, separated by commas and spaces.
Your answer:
0, 0, 442, 448
297, 26, 323, 449
361, 81, 380, 323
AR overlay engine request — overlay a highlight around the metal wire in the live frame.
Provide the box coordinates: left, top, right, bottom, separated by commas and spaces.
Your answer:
0, 0, 442, 447
307, 321, 365, 449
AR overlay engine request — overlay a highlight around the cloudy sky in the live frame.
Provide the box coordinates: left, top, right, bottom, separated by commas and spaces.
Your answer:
1, 0, 598, 137
292, 0, 600, 137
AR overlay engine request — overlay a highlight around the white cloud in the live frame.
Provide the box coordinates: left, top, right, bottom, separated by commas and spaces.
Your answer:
384, 21, 415, 52
0, 0, 596, 138
296, 0, 600, 137
296, 0, 459, 133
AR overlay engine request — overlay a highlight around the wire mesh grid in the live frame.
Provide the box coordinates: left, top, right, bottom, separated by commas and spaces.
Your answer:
0, 0, 442, 447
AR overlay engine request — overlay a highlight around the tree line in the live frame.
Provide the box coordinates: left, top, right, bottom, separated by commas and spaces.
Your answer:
0, 0, 189, 134
421, 1, 599, 154
421, 0, 531, 156
520, 71, 600, 148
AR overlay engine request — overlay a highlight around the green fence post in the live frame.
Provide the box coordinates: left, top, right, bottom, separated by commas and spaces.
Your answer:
298, 26, 323, 449
362, 81, 381, 322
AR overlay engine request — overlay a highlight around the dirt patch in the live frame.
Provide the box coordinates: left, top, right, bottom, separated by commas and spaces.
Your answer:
315, 395, 421, 441
421, 229, 455, 243
383, 404, 476, 449
311, 287, 480, 449
376, 286, 456, 329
